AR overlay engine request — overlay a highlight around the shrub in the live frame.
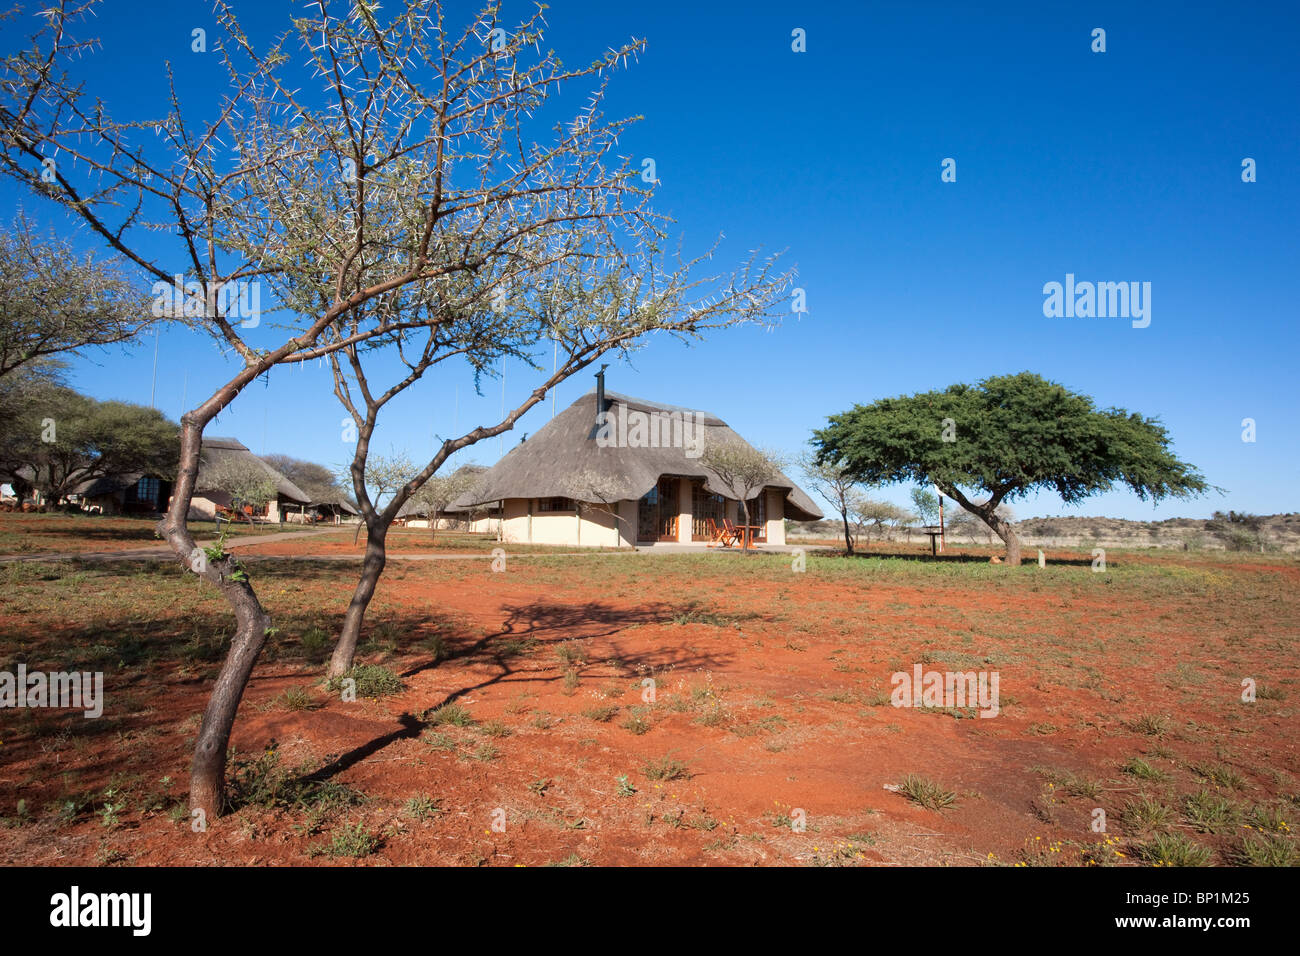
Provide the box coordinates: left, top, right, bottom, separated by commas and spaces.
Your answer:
643, 757, 689, 781
298, 627, 331, 662
1136, 833, 1212, 867
310, 822, 381, 858
425, 703, 474, 727
277, 686, 319, 712
897, 774, 957, 812
325, 665, 404, 698
1120, 795, 1174, 832
1233, 831, 1296, 866
621, 707, 652, 735
1182, 790, 1238, 833
403, 795, 443, 821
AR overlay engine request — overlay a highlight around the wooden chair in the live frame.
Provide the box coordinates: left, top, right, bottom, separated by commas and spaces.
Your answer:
718, 518, 743, 548
705, 518, 726, 547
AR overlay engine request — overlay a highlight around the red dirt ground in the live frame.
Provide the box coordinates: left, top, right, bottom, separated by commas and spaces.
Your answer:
1, 548, 1296, 866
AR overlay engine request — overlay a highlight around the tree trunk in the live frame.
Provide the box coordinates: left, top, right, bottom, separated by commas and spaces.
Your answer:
328, 521, 388, 678
189, 590, 270, 816
740, 499, 751, 552
159, 413, 276, 820
841, 505, 853, 554
986, 511, 1022, 566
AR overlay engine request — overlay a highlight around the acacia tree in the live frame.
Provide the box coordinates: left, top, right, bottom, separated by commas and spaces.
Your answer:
700, 442, 786, 552
325, 234, 788, 678
0, 212, 155, 377
846, 493, 908, 548
200, 457, 278, 525
2, 0, 786, 816
0, 361, 65, 502
910, 486, 939, 526
0, 386, 179, 505
798, 451, 860, 553
943, 508, 977, 543
261, 454, 344, 506
813, 372, 1210, 565
406, 466, 482, 539
341, 449, 416, 546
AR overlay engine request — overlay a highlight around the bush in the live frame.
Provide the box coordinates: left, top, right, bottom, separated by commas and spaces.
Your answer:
310, 822, 381, 858
298, 627, 330, 662
897, 774, 957, 811
643, 757, 689, 781
1136, 833, 1212, 867
425, 702, 474, 727
325, 665, 404, 698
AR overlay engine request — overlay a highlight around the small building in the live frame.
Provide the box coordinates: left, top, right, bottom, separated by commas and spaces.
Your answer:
448, 381, 821, 547
300, 496, 361, 525
188, 437, 310, 522
70, 473, 173, 515
396, 464, 500, 533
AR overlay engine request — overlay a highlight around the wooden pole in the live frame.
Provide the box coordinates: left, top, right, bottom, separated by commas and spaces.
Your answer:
937, 490, 945, 553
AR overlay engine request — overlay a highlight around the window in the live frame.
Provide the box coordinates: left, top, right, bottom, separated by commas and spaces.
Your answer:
743, 490, 768, 541
129, 476, 160, 505
692, 481, 726, 539
537, 497, 575, 512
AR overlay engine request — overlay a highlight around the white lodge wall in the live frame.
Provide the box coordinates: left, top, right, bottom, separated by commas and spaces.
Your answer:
500, 498, 631, 547
677, 477, 692, 543
766, 487, 786, 546
496, 485, 789, 548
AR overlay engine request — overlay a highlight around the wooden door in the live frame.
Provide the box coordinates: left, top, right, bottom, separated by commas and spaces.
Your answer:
637, 477, 679, 542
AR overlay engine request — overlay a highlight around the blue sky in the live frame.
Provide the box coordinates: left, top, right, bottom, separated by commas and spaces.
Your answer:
4, 0, 1297, 520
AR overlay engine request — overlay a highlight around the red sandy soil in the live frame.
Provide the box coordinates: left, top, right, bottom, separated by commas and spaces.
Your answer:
1, 551, 1296, 867
231, 530, 613, 558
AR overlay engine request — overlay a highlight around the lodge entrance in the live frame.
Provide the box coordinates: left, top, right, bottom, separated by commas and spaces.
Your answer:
637, 477, 679, 542
691, 480, 727, 540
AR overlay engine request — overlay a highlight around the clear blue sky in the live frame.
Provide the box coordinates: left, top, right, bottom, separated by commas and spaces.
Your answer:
4, 0, 1297, 520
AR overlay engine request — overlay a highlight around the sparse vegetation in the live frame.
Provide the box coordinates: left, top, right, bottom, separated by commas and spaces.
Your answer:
309, 822, 381, 859
403, 796, 443, 821
325, 665, 405, 698
643, 757, 690, 781
897, 775, 957, 812
1136, 833, 1213, 867
1120, 795, 1175, 833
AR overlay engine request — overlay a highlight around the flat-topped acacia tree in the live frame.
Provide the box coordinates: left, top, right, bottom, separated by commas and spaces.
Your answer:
0, 0, 787, 816
812, 372, 1210, 565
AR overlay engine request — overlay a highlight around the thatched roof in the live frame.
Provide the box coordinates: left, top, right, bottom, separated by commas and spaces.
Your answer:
197, 437, 311, 503
449, 391, 822, 521
71, 472, 146, 497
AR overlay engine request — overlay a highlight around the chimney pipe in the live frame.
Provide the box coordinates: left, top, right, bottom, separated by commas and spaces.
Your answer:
594, 363, 609, 427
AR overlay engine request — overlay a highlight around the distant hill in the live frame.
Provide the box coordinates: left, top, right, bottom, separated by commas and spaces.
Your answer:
792, 513, 1300, 553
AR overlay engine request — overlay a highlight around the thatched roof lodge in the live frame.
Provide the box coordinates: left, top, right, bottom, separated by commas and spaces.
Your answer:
189, 437, 311, 522
71, 471, 172, 514
396, 463, 497, 532
450, 378, 821, 547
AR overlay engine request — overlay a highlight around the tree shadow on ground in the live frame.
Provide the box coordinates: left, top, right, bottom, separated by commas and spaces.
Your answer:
305, 599, 736, 786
